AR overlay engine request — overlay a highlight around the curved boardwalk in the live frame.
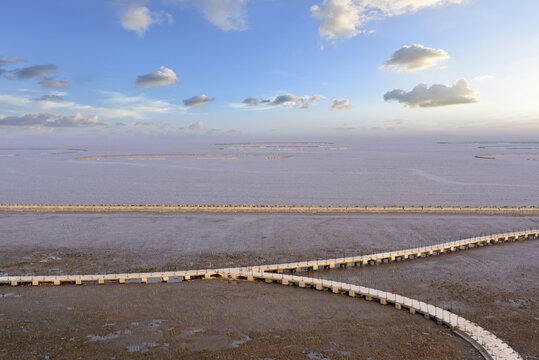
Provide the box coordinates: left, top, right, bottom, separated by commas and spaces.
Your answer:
2, 230, 536, 360
226, 271, 522, 360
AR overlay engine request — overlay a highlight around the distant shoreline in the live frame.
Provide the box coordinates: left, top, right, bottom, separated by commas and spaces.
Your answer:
1, 204, 538, 215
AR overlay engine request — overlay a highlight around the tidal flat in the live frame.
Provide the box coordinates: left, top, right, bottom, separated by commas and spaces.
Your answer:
1, 212, 537, 359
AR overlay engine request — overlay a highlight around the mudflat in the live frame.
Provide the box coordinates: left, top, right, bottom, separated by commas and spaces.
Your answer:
310, 240, 539, 358
0, 212, 537, 359
1, 280, 480, 360
1, 212, 538, 274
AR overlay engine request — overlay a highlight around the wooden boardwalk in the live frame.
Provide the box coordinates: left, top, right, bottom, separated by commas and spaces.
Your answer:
3, 230, 535, 286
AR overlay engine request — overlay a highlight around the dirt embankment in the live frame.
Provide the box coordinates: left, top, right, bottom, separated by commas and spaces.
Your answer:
1, 204, 538, 214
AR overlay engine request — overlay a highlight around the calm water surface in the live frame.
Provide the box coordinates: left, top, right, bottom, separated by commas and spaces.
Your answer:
1, 139, 537, 205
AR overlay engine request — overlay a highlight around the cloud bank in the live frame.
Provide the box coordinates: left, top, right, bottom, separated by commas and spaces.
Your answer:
183, 94, 215, 107
380, 44, 449, 72
0, 113, 101, 127
0, 91, 189, 122
383, 79, 479, 108
136, 66, 178, 89
331, 98, 352, 111
311, 0, 463, 41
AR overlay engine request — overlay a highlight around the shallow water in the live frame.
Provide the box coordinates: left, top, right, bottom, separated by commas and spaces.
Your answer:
0, 139, 537, 205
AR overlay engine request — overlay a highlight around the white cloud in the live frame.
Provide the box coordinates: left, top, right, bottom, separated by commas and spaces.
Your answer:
194, 0, 248, 31
331, 98, 352, 111
312, 0, 463, 41
475, 75, 494, 81
270, 94, 297, 106
47, 113, 100, 127
240, 93, 326, 109
98, 92, 188, 117
118, 0, 172, 36
311, 0, 363, 41
136, 66, 178, 89
0, 112, 101, 128
292, 95, 326, 109
188, 121, 205, 130
380, 44, 449, 72
0, 94, 31, 106
364, 0, 463, 16
383, 79, 479, 108
183, 94, 215, 107
1, 91, 188, 121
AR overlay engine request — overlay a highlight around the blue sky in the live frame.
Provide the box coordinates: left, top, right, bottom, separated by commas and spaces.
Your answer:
1, 0, 538, 136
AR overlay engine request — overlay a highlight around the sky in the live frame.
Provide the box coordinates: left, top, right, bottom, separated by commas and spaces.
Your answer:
1, 0, 539, 137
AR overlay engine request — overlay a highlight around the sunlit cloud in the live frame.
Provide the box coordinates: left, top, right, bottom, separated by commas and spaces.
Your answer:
380, 44, 449, 72
0, 94, 32, 106
136, 66, 179, 89
384, 79, 479, 108
117, 0, 172, 36
0, 112, 101, 127
183, 94, 215, 107
270, 94, 297, 106
192, 0, 248, 31
312, 0, 463, 42
330, 98, 352, 111
311, 0, 363, 41
240, 94, 326, 109
0, 91, 188, 121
